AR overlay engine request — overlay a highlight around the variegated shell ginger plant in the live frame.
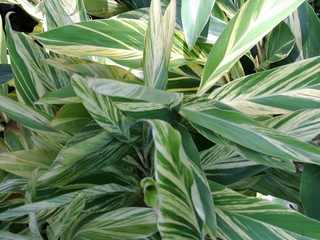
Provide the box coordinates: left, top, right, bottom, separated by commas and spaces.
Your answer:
0, 0, 319, 239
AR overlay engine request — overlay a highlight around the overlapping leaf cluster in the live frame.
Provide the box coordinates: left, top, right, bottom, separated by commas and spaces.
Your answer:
0, 0, 319, 239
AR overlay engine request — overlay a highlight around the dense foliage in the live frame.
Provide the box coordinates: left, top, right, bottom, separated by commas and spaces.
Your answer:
0, 0, 319, 239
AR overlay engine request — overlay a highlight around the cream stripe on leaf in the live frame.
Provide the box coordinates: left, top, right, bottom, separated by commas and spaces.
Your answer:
33, 18, 209, 70
148, 120, 216, 239
210, 181, 320, 240
71, 74, 132, 142
43, 0, 89, 30
181, 0, 216, 50
73, 208, 157, 240
181, 97, 320, 166
210, 57, 320, 115
198, 0, 305, 95
143, 0, 176, 90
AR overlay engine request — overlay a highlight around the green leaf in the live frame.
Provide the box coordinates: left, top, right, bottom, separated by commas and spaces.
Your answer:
87, 76, 183, 107
73, 208, 157, 240
198, 0, 304, 95
0, 64, 13, 84
0, 231, 31, 240
0, 96, 53, 132
181, 0, 216, 49
43, 0, 89, 30
210, 181, 320, 240
83, 0, 128, 18
181, 97, 320, 166
47, 193, 86, 240
50, 103, 92, 134
71, 74, 132, 142
210, 57, 320, 114
37, 85, 80, 105
26, 169, 43, 240
0, 150, 57, 178
141, 177, 158, 207
0, 183, 134, 220
300, 164, 320, 221
0, 17, 7, 64
148, 119, 216, 239
257, 22, 295, 71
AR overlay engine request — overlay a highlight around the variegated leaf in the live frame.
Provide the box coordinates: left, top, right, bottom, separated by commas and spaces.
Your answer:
210, 57, 320, 114
44, 58, 142, 84
285, 2, 320, 62
6, 16, 70, 114
47, 193, 86, 240
115, 6, 227, 45
43, 0, 89, 30
257, 22, 295, 71
33, 19, 209, 69
148, 120, 216, 239
71, 74, 132, 141
265, 109, 320, 142
211, 181, 320, 240
181, 0, 216, 49
198, 0, 304, 95
87, 77, 182, 107
143, 0, 175, 90
39, 122, 132, 186
0, 150, 57, 178
181, 97, 320, 165
0, 183, 134, 220
0, 96, 53, 132
73, 208, 157, 240
252, 168, 301, 205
